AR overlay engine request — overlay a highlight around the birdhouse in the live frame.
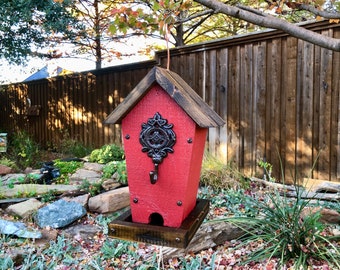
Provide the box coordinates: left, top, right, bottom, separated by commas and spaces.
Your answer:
104, 67, 224, 248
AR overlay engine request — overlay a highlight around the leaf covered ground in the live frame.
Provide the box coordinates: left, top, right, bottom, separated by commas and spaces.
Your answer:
1, 183, 339, 270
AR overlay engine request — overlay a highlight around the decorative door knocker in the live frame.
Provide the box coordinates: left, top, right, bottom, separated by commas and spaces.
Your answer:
140, 112, 176, 184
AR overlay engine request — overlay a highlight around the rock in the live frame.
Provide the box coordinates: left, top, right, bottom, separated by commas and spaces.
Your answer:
23, 167, 33, 174
0, 164, 13, 175
6, 198, 43, 219
88, 186, 130, 214
2, 184, 79, 198
83, 162, 104, 172
35, 199, 87, 228
34, 228, 59, 247
69, 169, 102, 184
0, 219, 42, 238
101, 178, 121, 191
301, 207, 340, 224
63, 193, 90, 208
63, 223, 101, 242
1, 174, 26, 185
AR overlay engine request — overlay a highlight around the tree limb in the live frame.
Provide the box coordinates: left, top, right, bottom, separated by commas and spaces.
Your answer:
298, 4, 340, 19
194, 0, 340, 52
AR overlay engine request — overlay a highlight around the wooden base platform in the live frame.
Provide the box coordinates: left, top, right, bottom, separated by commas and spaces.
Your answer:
108, 199, 209, 248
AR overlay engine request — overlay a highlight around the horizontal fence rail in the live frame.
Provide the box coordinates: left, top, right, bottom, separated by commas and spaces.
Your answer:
0, 20, 339, 183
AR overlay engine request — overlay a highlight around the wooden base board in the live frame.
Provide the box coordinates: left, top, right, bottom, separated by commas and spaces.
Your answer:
108, 199, 209, 248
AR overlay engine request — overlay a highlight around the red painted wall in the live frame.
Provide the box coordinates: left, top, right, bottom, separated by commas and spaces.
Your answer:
122, 84, 207, 227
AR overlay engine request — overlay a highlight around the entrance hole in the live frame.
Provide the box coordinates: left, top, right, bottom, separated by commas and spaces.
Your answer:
149, 212, 164, 226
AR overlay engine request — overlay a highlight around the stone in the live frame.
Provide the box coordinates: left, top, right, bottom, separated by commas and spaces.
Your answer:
1, 184, 79, 198
0, 219, 42, 238
101, 178, 121, 191
1, 174, 26, 185
63, 193, 90, 208
35, 199, 87, 228
301, 207, 340, 224
88, 186, 130, 214
34, 228, 59, 247
6, 198, 43, 218
0, 164, 13, 175
83, 162, 104, 172
63, 223, 101, 242
69, 169, 102, 184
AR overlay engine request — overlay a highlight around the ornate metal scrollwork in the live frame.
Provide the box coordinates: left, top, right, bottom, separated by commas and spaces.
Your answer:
140, 112, 176, 184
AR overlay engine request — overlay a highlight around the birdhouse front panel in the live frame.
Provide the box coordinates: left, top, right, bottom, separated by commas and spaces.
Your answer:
121, 84, 207, 228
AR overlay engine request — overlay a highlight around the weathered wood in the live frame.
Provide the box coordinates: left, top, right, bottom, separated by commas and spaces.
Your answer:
251, 177, 340, 201
301, 178, 340, 193
108, 199, 209, 248
160, 219, 247, 259
284, 190, 340, 202
104, 67, 225, 128
250, 177, 296, 191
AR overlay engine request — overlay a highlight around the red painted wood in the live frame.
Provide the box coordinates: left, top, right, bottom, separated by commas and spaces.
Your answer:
122, 84, 207, 228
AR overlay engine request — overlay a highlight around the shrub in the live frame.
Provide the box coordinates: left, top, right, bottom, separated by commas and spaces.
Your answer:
89, 144, 124, 164
0, 156, 19, 171
8, 131, 40, 168
102, 160, 127, 185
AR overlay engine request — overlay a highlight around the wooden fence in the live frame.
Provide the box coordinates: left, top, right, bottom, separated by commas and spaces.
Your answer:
0, 20, 339, 182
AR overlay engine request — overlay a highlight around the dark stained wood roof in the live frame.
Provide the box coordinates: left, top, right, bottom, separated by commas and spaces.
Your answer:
103, 66, 225, 127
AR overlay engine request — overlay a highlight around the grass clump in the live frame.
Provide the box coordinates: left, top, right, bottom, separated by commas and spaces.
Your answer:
59, 134, 92, 158
200, 154, 247, 190
228, 188, 339, 268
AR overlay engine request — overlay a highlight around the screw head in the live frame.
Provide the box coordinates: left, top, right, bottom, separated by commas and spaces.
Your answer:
177, 200, 182, 206
133, 198, 138, 203
125, 134, 130, 139
187, 138, 192, 143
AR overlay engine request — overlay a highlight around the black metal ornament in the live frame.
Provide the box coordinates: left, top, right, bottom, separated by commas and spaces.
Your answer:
140, 112, 176, 184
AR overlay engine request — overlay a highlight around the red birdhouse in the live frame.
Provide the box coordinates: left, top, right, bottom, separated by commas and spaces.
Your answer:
104, 67, 224, 247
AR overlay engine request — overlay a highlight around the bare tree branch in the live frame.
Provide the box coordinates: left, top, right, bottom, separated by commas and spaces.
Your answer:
298, 4, 340, 19
194, 0, 340, 52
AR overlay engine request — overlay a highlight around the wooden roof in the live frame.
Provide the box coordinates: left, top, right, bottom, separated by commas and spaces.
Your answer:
103, 66, 225, 128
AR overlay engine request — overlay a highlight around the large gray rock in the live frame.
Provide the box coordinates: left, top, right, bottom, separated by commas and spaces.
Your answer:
35, 199, 86, 228
0, 219, 41, 239
6, 198, 43, 218
88, 186, 130, 214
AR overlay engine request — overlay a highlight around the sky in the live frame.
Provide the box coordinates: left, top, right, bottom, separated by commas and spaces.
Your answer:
0, 36, 166, 85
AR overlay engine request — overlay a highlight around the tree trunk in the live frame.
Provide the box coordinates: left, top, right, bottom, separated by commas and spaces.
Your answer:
94, 0, 102, 69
